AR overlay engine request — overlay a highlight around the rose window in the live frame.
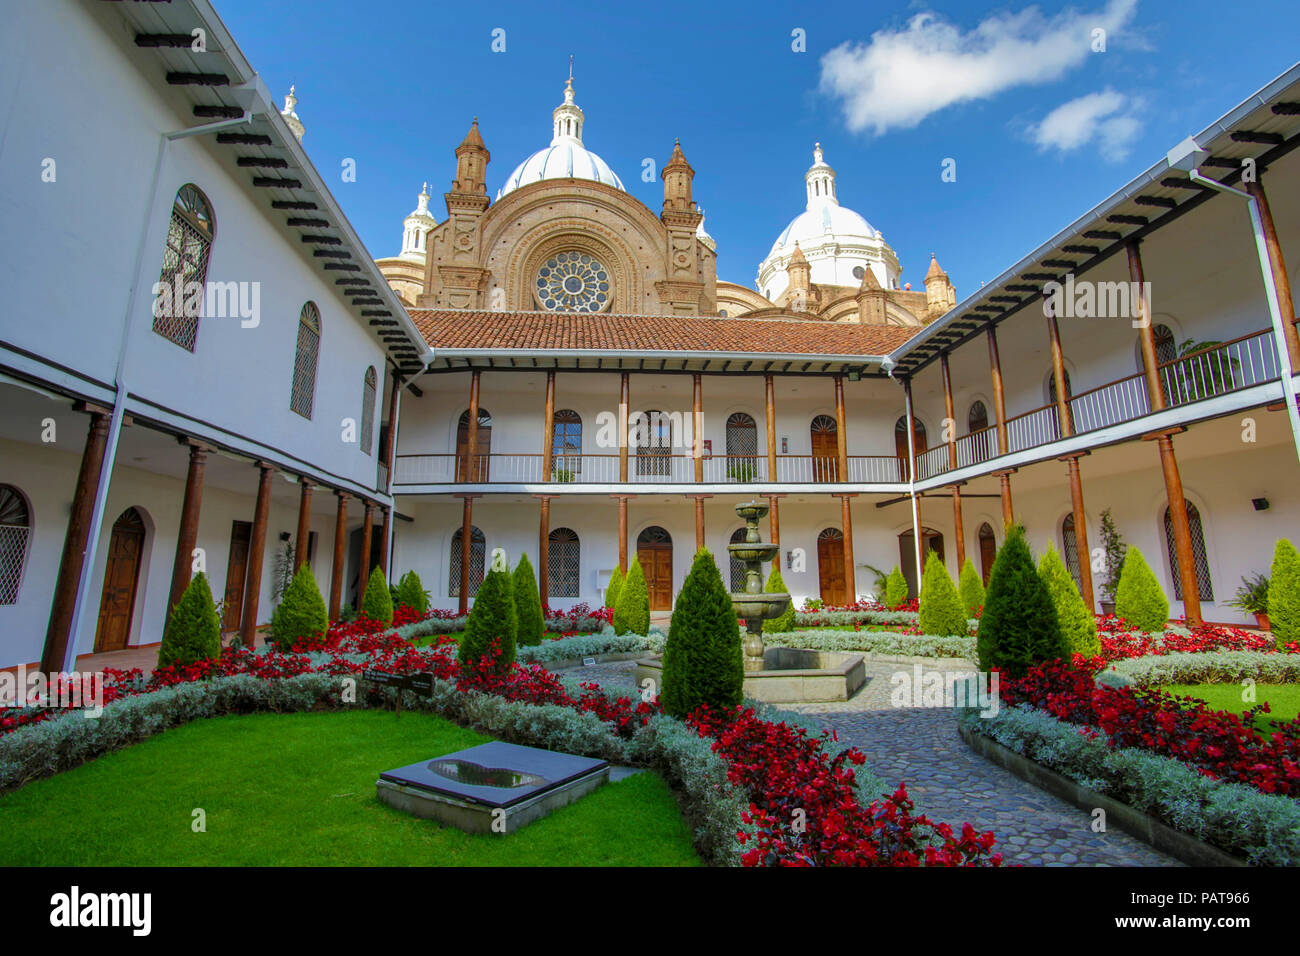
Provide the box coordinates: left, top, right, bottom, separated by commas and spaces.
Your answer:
535, 252, 611, 313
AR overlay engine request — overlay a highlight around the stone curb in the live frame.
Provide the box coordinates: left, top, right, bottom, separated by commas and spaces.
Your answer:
536, 651, 649, 671
958, 723, 1248, 868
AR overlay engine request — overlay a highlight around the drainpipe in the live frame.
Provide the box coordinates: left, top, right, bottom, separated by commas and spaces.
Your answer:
903, 379, 923, 593
384, 378, 403, 577
62, 86, 267, 672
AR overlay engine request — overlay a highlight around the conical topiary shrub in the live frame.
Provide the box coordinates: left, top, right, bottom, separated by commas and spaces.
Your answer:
884, 565, 909, 609
512, 553, 545, 647
458, 566, 518, 672
360, 565, 394, 625
660, 549, 743, 718
759, 564, 795, 633
958, 558, 985, 618
158, 572, 222, 667
977, 525, 1066, 678
613, 556, 650, 636
918, 551, 968, 637
604, 566, 624, 611
1114, 546, 1169, 633
394, 570, 429, 614
1038, 543, 1100, 660
1268, 538, 1300, 646
270, 564, 329, 650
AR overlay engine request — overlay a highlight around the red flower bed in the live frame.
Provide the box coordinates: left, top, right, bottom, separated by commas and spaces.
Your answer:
1096, 616, 1281, 662
1002, 659, 1300, 797
690, 706, 1000, 867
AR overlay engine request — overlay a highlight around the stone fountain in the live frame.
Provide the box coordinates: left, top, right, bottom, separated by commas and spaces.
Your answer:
633, 500, 866, 703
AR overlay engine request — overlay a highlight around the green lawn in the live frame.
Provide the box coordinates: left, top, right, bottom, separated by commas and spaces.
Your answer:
1163, 683, 1300, 736
0, 711, 699, 867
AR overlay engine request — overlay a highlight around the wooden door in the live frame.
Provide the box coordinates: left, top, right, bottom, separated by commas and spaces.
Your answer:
817, 528, 846, 606
810, 416, 838, 482
978, 524, 997, 584
94, 508, 145, 652
222, 521, 252, 631
636, 526, 673, 611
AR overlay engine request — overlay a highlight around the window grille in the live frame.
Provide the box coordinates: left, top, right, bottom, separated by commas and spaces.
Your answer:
552, 410, 582, 476
290, 303, 321, 418
1062, 514, 1082, 593
153, 184, 214, 350
548, 527, 580, 597
1164, 503, 1214, 601
449, 526, 485, 598
0, 485, 30, 605
361, 367, 377, 454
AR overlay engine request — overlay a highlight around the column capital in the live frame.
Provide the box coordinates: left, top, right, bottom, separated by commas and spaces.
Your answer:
334, 488, 350, 501
1140, 425, 1187, 441
1057, 450, 1091, 462
177, 436, 216, 454
991, 467, 1018, 477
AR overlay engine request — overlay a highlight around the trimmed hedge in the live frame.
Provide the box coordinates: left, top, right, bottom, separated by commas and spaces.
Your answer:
457, 567, 517, 672
516, 632, 665, 665
394, 571, 430, 614
1115, 546, 1169, 633
977, 525, 1065, 678
1039, 543, 1100, 659
1103, 650, 1300, 688
158, 572, 221, 667
918, 551, 967, 638
660, 550, 744, 719
269, 565, 329, 651
613, 556, 650, 637
360, 566, 394, 625
1269, 538, 1300, 646
512, 554, 545, 647
958, 558, 985, 618
605, 566, 624, 612
885, 565, 909, 609
764, 629, 976, 660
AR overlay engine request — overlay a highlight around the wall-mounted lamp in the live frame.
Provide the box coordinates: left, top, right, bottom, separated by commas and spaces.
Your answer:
1252, 497, 1270, 511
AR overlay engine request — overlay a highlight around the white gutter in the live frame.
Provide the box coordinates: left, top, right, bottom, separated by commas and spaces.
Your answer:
428, 347, 891, 365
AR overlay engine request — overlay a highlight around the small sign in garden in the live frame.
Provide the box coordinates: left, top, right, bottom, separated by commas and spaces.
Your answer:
362, 670, 434, 716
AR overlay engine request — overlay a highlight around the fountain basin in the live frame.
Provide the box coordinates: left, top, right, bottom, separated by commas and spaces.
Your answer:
635, 648, 866, 704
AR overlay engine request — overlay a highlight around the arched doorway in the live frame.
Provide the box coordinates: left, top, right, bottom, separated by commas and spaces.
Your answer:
810, 415, 838, 482
1164, 502, 1214, 601
728, 527, 748, 592
817, 527, 846, 606
456, 407, 492, 482
977, 522, 997, 584
95, 507, 146, 652
637, 526, 673, 611
1062, 513, 1083, 593
898, 527, 944, 598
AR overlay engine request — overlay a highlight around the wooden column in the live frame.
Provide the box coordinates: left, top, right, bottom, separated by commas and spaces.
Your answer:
328, 491, 348, 620
994, 470, 1015, 528
381, 370, 402, 485
1153, 430, 1201, 626
1047, 313, 1073, 438
358, 501, 375, 608
987, 326, 1010, 456
940, 352, 958, 469
761, 493, 785, 546
537, 495, 551, 606
240, 462, 276, 647
951, 484, 966, 570
1245, 176, 1300, 366
611, 494, 633, 573
542, 369, 556, 481
765, 373, 777, 482
1062, 453, 1095, 610
838, 494, 856, 602
1128, 240, 1166, 412
692, 373, 703, 482
168, 440, 209, 614
294, 478, 313, 572
618, 372, 630, 483
40, 408, 111, 673
456, 495, 472, 615
833, 373, 848, 479
464, 369, 481, 482
378, 506, 391, 575
686, 494, 710, 551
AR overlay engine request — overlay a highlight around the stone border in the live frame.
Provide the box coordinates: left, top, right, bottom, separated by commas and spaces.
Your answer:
540, 651, 648, 671
958, 723, 1247, 868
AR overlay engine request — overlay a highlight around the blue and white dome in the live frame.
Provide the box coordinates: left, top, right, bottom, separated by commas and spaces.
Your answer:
756, 144, 900, 303
496, 78, 625, 199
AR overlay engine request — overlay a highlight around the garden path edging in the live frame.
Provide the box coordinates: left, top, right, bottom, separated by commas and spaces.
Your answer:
958, 723, 1247, 868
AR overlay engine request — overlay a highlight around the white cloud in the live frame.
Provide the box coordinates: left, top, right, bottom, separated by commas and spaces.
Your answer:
818, 0, 1139, 134
1030, 88, 1143, 160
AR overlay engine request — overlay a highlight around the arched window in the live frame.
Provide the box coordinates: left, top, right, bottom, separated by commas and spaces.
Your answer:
1164, 502, 1214, 601
811, 414, 839, 482
726, 412, 757, 480
548, 527, 580, 597
360, 367, 378, 455
154, 184, 215, 351
457, 407, 493, 481
636, 410, 672, 476
1139, 323, 1177, 371
0, 485, 31, 605
968, 401, 990, 463
1062, 514, 1082, 593
977, 522, 997, 584
1047, 369, 1074, 438
449, 526, 485, 598
728, 527, 748, 592
552, 410, 581, 477
290, 302, 321, 419
894, 415, 927, 479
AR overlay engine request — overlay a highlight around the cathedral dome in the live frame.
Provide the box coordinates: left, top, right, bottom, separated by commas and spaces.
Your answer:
497, 76, 625, 199
756, 144, 900, 303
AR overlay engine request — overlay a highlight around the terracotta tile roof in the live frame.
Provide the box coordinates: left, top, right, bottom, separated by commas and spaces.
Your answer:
410, 310, 922, 357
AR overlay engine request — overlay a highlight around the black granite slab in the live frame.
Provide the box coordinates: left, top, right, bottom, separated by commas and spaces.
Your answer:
379, 741, 609, 809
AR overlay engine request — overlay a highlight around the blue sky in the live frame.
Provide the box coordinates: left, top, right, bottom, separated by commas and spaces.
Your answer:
214, 0, 1299, 300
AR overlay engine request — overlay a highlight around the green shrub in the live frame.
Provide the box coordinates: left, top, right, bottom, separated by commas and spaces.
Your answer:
360, 565, 394, 625
604, 566, 624, 611
458, 566, 517, 672
1114, 546, 1169, 633
759, 565, 795, 634
158, 572, 222, 667
394, 570, 429, 614
918, 551, 967, 637
977, 525, 1066, 678
660, 549, 743, 718
1269, 539, 1300, 647
884, 565, 909, 608
1038, 543, 1100, 660
269, 564, 329, 651
958, 558, 985, 618
613, 556, 650, 636
512, 553, 545, 647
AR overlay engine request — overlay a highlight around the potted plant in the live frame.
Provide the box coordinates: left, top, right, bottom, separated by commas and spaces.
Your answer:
1229, 572, 1270, 630
1097, 508, 1125, 616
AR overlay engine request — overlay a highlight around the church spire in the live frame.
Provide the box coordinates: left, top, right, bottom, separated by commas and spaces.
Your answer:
804, 141, 837, 208
552, 59, 585, 145
281, 84, 304, 142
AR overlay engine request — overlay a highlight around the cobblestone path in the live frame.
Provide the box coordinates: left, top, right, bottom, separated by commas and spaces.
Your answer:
552, 656, 1178, 867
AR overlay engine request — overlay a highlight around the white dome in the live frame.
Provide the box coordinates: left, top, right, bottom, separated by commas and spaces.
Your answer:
496, 76, 625, 199
756, 143, 900, 302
